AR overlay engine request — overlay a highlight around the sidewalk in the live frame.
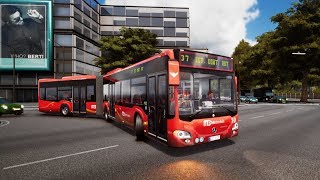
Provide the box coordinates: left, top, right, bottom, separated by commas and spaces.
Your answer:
287, 98, 320, 104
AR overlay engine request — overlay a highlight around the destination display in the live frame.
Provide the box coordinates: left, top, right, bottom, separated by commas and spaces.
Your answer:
179, 51, 233, 71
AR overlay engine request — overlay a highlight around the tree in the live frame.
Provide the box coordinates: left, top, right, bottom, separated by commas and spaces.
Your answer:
95, 27, 160, 74
232, 40, 252, 92
270, 0, 320, 102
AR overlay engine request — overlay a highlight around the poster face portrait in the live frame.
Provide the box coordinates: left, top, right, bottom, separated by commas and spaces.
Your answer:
0, 1, 52, 71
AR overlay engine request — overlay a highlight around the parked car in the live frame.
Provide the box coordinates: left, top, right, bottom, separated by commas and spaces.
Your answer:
272, 96, 288, 103
0, 97, 24, 116
239, 96, 247, 102
245, 96, 258, 104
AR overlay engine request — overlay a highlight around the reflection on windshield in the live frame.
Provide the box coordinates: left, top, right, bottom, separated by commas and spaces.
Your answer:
177, 71, 236, 118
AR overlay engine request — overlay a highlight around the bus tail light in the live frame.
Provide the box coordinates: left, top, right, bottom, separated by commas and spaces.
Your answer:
173, 130, 191, 139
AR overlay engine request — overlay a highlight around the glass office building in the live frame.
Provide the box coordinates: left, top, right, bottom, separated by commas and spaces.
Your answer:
100, 5, 190, 48
0, 1, 190, 102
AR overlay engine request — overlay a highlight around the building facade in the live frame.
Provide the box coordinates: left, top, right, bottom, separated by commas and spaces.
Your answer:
0, 0, 190, 102
100, 5, 190, 48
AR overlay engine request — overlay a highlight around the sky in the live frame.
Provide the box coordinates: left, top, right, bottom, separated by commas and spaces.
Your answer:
99, 0, 297, 56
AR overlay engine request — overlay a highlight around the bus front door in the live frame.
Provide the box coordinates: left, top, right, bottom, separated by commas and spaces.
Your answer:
148, 75, 167, 142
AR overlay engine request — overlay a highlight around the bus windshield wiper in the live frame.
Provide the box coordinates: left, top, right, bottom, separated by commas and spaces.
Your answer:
189, 109, 206, 119
216, 105, 237, 116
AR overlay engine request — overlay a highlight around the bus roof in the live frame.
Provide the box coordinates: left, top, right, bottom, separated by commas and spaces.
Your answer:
38, 75, 96, 83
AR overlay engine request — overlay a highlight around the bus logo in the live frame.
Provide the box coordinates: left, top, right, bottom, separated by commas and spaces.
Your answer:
212, 127, 217, 133
203, 119, 224, 126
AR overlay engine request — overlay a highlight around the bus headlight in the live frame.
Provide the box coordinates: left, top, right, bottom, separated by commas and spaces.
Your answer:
232, 123, 239, 131
1, 105, 8, 110
21, 105, 24, 109
173, 130, 191, 139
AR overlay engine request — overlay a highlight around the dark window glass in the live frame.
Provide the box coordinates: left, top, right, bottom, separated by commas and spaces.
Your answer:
92, 24, 98, 32
164, 41, 175, 46
157, 39, 163, 46
92, 12, 98, 22
87, 85, 95, 101
74, 0, 82, 10
114, 20, 125, 26
83, 19, 90, 27
115, 82, 121, 103
164, 27, 175, 36
40, 88, 45, 100
151, 17, 163, 27
114, 31, 120, 35
76, 38, 84, 49
101, 7, 112, 16
84, 28, 90, 38
84, 6, 90, 17
176, 18, 188, 27
131, 77, 146, 85
131, 85, 146, 105
176, 32, 188, 37
46, 88, 57, 101
139, 13, 150, 17
176, 41, 188, 47
90, 1, 98, 12
164, 21, 175, 27
74, 11, 82, 21
176, 11, 188, 18
126, 9, 138, 17
101, 31, 113, 35
126, 18, 138, 26
164, 10, 175, 17
58, 87, 72, 101
151, 29, 163, 37
152, 13, 163, 17
121, 80, 130, 103
114, 6, 125, 16
139, 17, 150, 26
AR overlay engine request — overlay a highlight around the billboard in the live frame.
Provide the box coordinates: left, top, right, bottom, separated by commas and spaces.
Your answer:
0, 0, 52, 71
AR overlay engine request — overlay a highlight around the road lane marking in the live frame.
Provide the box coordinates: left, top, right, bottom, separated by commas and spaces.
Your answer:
270, 112, 281, 115
250, 115, 264, 119
286, 109, 294, 112
0, 120, 10, 128
3, 145, 119, 170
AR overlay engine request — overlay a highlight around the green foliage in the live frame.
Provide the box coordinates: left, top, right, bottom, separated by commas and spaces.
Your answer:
95, 27, 160, 74
232, 0, 320, 102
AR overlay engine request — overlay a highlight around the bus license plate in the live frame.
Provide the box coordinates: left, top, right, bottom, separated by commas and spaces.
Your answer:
209, 135, 220, 142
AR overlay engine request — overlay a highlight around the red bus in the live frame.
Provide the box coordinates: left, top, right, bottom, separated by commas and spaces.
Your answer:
103, 49, 239, 147
38, 75, 107, 116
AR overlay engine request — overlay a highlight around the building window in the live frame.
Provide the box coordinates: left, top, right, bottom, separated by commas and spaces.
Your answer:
164, 21, 175, 27
92, 12, 98, 22
84, 27, 91, 38
176, 41, 188, 47
164, 11, 175, 17
164, 41, 175, 46
54, 5, 70, 16
74, 0, 82, 10
74, 10, 82, 22
126, 18, 138, 26
101, 7, 112, 16
164, 27, 175, 36
139, 13, 150, 17
76, 37, 84, 49
83, 18, 90, 27
151, 17, 163, 27
176, 18, 188, 28
114, 6, 125, 16
176, 11, 188, 18
55, 18, 70, 29
101, 31, 113, 36
139, 17, 150, 26
157, 39, 163, 46
83, 6, 91, 17
176, 32, 188, 37
114, 20, 125, 26
54, 0, 70, 4
151, 29, 163, 37
126, 9, 138, 17
152, 13, 163, 17
55, 35, 72, 46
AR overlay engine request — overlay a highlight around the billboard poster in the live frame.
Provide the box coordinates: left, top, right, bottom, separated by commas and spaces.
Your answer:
0, 0, 52, 71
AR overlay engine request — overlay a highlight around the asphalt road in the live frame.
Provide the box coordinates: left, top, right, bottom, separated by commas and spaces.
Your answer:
0, 103, 319, 180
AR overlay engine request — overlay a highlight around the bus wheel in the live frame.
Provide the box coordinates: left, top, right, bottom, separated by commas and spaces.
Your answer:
135, 114, 144, 141
60, 105, 70, 116
104, 108, 111, 122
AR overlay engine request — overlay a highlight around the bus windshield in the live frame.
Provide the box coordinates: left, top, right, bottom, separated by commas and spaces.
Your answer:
178, 71, 237, 121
